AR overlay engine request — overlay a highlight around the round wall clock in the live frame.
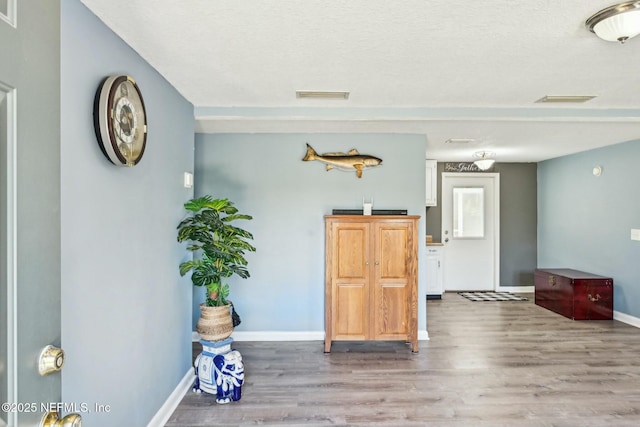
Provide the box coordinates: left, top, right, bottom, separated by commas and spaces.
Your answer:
93, 75, 147, 166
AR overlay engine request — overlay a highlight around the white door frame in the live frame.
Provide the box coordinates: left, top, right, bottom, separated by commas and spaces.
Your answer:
441, 172, 500, 291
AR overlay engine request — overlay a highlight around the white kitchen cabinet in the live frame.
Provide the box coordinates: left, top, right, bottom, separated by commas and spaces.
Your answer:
426, 245, 444, 299
425, 159, 437, 206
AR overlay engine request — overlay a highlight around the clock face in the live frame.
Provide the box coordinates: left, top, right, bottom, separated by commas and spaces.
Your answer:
93, 75, 147, 166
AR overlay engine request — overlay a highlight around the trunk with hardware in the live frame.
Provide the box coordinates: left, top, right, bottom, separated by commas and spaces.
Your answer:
535, 268, 613, 320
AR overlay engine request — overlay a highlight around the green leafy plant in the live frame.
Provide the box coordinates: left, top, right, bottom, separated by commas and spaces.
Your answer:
177, 196, 256, 307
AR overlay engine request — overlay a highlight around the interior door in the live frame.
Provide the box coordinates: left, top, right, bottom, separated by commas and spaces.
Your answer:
441, 173, 500, 291
2, 9, 65, 423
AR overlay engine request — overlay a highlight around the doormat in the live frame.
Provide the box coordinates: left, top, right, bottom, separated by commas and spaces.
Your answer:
458, 292, 528, 302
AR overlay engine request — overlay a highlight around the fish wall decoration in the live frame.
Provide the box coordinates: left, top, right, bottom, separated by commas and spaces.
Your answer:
302, 143, 382, 178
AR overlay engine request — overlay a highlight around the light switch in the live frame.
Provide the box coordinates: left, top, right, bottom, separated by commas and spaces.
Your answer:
631, 229, 640, 241
183, 172, 194, 188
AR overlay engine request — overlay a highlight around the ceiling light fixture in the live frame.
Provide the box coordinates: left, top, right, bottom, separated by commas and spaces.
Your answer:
296, 91, 350, 99
473, 151, 495, 171
535, 95, 597, 103
586, 1, 640, 44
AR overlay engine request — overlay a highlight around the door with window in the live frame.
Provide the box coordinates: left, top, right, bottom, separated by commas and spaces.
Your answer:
441, 173, 500, 291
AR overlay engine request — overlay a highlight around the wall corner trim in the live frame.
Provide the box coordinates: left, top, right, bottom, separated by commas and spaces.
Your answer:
146, 367, 194, 427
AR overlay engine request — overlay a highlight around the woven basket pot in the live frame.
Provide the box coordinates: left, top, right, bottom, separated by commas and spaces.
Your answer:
197, 304, 234, 342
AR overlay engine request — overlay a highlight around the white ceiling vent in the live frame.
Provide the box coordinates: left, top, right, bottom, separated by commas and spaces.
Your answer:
535, 95, 596, 103
445, 138, 476, 144
296, 91, 350, 100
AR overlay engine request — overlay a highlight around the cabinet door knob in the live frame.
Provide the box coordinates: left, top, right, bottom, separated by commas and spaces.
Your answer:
375, 261, 379, 265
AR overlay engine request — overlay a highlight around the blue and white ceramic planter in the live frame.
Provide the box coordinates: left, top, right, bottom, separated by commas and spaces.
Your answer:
193, 338, 244, 404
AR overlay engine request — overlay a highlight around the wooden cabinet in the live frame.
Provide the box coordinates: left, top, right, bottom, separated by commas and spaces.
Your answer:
425, 159, 437, 206
534, 268, 613, 320
426, 245, 444, 299
324, 215, 420, 353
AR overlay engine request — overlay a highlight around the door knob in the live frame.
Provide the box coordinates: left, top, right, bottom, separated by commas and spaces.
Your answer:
38, 345, 65, 376
444, 238, 449, 243
40, 411, 82, 427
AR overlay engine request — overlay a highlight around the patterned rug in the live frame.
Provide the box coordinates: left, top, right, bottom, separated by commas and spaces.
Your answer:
458, 291, 528, 302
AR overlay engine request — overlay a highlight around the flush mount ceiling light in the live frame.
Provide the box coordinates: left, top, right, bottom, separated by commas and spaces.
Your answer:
296, 91, 350, 99
586, 1, 640, 44
473, 151, 495, 171
535, 95, 597, 103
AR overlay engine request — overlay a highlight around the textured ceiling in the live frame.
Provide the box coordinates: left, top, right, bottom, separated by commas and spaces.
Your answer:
80, 0, 640, 162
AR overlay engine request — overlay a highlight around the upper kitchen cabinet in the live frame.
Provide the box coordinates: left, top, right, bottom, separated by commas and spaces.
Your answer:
426, 159, 437, 206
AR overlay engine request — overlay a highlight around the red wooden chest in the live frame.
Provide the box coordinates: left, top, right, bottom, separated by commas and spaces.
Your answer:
534, 268, 613, 320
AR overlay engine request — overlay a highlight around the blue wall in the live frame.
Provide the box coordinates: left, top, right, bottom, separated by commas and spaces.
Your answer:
61, 2, 194, 426
538, 139, 640, 318
194, 133, 428, 334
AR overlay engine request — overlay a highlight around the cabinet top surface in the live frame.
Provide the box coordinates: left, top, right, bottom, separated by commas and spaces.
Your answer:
535, 268, 611, 280
325, 215, 420, 220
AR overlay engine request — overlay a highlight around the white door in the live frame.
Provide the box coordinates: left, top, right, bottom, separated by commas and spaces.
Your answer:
2, 28, 64, 427
441, 173, 500, 291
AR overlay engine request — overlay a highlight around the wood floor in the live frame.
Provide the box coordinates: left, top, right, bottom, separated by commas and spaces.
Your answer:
165, 293, 640, 426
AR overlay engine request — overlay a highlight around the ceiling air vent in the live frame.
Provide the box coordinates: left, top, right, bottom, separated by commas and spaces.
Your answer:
296, 91, 350, 99
445, 138, 476, 144
535, 95, 596, 103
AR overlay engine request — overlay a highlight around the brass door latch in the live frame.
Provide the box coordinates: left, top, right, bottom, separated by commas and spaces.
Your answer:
38, 345, 65, 376
40, 411, 82, 427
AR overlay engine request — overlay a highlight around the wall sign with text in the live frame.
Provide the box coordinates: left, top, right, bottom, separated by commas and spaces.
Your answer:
444, 162, 493, 172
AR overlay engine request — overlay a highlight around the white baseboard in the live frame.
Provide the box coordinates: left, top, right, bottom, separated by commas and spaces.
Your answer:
614, 310, 640, 329
232, 330, 325, 341
192, 330, 326, 342
193, 330, 431, 342
146, 367, 194, 427
498, 286, 534, 293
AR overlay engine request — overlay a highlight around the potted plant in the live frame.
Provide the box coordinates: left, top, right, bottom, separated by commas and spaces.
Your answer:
177, 196, 256, 341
